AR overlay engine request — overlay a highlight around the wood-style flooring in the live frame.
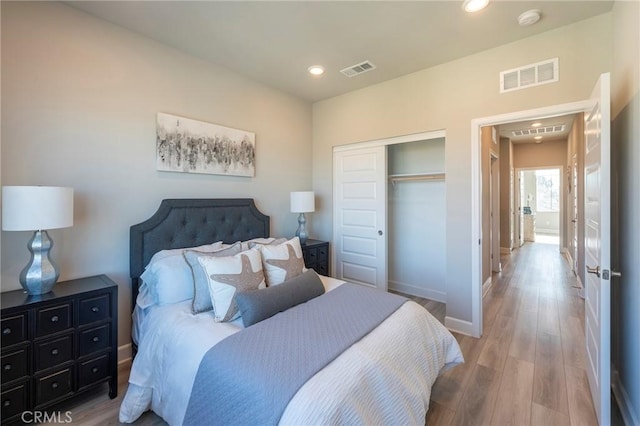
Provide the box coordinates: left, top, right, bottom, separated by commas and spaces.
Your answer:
426, 241, 598, 426
41, 241, 597, 425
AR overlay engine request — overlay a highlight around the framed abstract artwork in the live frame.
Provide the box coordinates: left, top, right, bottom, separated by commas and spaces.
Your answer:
156, 112, 255, 177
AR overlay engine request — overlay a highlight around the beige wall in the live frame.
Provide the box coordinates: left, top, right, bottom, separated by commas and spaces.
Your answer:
513, 140, 568, 169
0, 2, 313, 353
312, 14, 612, 323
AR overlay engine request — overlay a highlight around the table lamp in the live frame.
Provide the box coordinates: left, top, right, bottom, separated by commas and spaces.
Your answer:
2, 186, 74, 295
290, 191, 315, 245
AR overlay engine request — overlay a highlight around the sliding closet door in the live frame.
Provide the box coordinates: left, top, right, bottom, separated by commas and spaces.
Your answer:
333, 146, 387, 291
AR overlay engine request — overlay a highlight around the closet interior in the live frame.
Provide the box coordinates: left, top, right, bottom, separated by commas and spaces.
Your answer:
387, 137, 446, 302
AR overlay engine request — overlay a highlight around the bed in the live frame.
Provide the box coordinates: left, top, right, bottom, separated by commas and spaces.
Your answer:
120, 198, 463, 425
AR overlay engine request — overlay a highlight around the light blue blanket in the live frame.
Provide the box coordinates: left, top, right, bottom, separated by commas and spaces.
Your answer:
183, 283, 407, 426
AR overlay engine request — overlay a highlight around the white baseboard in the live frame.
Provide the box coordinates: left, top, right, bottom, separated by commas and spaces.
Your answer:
482, 276, 492, 297
536, 229, 559, 235
444, 316, 475, 336
118, 343, 132, 365
500, 247, 512, 254
388, 280, 446, 303
612, 368, 640, 426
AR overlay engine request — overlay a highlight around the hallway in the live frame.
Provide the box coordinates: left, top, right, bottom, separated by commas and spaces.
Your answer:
427, 242, 597, 425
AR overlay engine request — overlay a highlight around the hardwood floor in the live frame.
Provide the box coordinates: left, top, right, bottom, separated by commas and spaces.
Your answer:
42, 242, 598, 425
427, 241, 598, 426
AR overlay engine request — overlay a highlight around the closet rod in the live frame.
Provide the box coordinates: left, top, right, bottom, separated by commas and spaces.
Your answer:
389, 172, 445, 186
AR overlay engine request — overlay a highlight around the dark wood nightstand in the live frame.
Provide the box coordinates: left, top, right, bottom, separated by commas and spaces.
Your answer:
1, 275, 118, 424
301, 239, 329, 276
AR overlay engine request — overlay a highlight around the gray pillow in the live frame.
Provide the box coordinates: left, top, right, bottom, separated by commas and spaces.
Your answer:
236, 269, 325, 327
184, 243, 243, 314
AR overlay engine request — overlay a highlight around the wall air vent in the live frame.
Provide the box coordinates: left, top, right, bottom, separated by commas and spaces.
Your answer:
340, 60, 376, 78
500, 58, 558, 93
512, 124, 565, 137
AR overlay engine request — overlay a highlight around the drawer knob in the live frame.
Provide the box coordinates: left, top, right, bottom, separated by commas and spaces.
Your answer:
92, 367, 99, 374
4, 364, 11, 371
91, 306, 100, 313
51, 382, 59, 389
3, 400, 10, 407
51, 348, 59, 356
51, 315, 59, 323
92, 336, 100, 343
2, 328, 11, 335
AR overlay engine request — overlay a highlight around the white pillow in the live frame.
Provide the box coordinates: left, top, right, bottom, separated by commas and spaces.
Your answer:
191, 248, 266, 322
258, 237, 307, 287
139, 241, 224, 306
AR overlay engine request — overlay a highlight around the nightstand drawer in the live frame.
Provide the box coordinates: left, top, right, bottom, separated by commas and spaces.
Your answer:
35, 367, 73, 408
35, 333, 74, 372
1, 313, 28, 347
78, 354, 110, 389
79, 294, 110, 325
317, 245, 328, 261
2, 347, 29, 384
315, 263, 329, 275
79, 324, 110, 356
304, 247, 318, 265
36, 303, 73, 337
1, 382, 29, 421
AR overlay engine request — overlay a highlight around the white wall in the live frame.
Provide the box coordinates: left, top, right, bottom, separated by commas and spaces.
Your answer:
0, 2, 313, 352
387, 139, 446, 301
312, 14, 612, 326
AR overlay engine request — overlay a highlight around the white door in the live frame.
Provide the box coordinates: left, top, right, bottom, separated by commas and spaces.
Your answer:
333, 146, 387, 290
584, 72, 611, 425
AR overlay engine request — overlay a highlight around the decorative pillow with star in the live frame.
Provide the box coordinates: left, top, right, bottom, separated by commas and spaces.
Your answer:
186, 248, 266, 322
257, 237, 307, 286
183, 242, 243, 314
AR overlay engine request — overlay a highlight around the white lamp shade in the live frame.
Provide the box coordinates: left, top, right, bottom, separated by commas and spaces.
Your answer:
290, 191, 315, 213
2, 186, 74, 231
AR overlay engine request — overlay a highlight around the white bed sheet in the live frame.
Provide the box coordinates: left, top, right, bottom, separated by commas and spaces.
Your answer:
120, 276, 463, 425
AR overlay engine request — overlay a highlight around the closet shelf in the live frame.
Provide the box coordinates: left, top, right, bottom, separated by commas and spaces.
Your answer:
389, 172, 445, 186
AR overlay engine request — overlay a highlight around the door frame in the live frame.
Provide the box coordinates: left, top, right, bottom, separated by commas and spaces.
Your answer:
470, 100, 590, 337
514, 166, 565, 247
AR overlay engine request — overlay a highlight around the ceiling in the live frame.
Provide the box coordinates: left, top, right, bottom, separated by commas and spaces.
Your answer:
66, 1, 613, 103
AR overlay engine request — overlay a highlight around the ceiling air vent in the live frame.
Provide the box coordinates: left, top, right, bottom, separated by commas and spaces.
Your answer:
512, 124, 565, 137
340, 60, 376, 78
500, 58, 558, 93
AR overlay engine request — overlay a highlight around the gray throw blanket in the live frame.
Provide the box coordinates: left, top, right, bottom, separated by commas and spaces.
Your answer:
183, 283, 407, 426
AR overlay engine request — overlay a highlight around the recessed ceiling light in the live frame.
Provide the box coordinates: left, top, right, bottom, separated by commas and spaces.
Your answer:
308, 65, 325, 76
531, 122, 542, 127
462, 0, 489, 13
518, 9, 541, 27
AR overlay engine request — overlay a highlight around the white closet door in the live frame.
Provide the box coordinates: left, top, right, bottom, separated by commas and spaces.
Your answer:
333, 146, 387, 291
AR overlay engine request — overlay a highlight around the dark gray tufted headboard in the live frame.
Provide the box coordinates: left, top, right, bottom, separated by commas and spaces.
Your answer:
130, 199, 270, 310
